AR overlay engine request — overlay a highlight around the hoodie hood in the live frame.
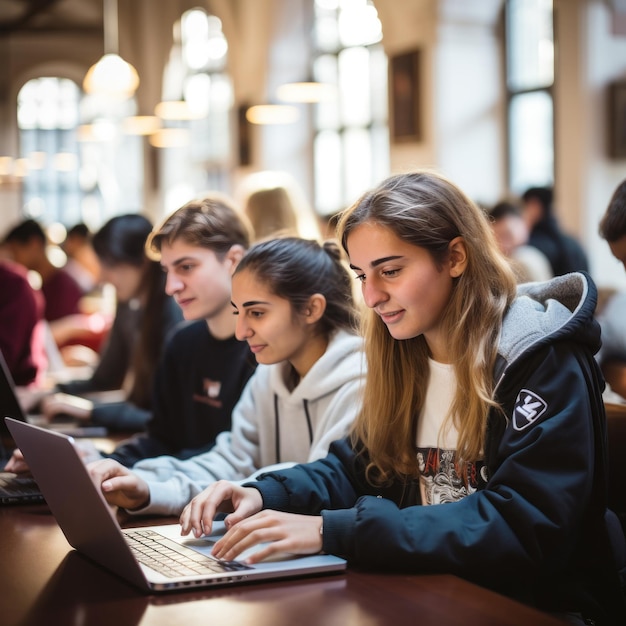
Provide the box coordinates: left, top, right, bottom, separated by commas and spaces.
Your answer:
267, 328, 365, 404
495, 272, 600, 381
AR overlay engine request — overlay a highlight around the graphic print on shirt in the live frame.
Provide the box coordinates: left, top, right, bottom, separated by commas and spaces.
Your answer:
512, 388, 547, 431
416, 447, 487, 505
192, 377, 223, 408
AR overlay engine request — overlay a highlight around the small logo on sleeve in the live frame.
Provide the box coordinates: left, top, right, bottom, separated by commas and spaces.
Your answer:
513, 389, 547, 431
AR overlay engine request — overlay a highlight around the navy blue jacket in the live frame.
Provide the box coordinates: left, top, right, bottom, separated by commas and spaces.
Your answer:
248, 273, 626, 623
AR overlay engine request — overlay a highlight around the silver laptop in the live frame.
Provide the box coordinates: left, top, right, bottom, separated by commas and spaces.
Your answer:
0, 349, 45, 503
0, 348, 110, 504
5, 417, 347, 593
0, 348, 107, 440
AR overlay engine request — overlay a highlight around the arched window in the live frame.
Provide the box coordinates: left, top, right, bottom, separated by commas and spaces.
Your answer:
18, 76, 143, 229
312, 0, 389, 217
505, 0, 554, 193
78, 91, 143, 224
18, 77, 82, 225
159, 8, 233, 213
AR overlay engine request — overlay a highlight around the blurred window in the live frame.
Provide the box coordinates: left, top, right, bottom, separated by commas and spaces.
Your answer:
313, 0, 389, 217
18, 78, 84, 225
159, 8, 233, 214
19, 75, 144, 229
505, 0, 554, 193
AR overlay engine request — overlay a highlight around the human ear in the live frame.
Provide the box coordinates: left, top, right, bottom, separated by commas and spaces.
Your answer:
448, 236, 468, 278
304, 293, 327, 324
225, 245, 246, 274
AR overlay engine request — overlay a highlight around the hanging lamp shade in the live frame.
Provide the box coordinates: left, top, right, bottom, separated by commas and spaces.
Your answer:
276, 81, 336, 103
245, 104, 300, 125
83, 53, 139, 99
83, 0, 139, 99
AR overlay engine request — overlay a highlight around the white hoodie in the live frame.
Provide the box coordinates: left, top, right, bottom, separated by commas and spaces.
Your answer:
130, 329, 365, 515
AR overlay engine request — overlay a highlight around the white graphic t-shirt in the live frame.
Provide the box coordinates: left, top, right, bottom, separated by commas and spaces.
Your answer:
416, 359, 487, 505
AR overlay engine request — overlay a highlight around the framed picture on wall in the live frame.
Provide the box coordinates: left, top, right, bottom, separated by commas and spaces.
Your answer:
390, 49, 422, 143
609, 81, 626, 159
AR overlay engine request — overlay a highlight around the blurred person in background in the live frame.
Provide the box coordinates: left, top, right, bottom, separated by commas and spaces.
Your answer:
39, 214, 183, 431
0, 258, 47, 387
61, 222, 101, 294
488, 200, 553, 283
2, 218, 84, 332
521, 186, 589, 276
239, 171, 322, 242
1, 217, 107, 369
597, 178, 626, 401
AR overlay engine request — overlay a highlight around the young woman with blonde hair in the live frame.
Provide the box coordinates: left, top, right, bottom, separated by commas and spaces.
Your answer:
178, 171, 625, 625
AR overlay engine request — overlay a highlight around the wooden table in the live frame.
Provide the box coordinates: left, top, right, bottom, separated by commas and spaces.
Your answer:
0, 502, 569, 626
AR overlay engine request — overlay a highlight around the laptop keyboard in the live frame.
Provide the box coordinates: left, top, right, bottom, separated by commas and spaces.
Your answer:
124, 528, 252, 578
0, 472, 43, 503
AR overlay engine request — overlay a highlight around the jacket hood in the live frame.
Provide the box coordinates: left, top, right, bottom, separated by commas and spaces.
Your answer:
495, 272, 600, 381
267, 329, 365, 404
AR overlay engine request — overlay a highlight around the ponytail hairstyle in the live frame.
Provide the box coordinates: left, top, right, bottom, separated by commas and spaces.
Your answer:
234, 236, 358, 338
336, 170, 517, 484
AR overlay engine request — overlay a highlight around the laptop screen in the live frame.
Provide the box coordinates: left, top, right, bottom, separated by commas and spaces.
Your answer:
0, 349, 27, 448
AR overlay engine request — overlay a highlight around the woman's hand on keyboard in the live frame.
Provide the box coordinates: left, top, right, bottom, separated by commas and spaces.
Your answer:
87, 459, 150, 511
179, 480, 263, 539
3, 448, 29, 474
41, 393, 93, 422
211, 510, 324, 565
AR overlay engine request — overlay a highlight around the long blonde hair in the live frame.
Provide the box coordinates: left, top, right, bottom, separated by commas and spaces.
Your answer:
336, 171, 517, 484
240, 171, 322, 242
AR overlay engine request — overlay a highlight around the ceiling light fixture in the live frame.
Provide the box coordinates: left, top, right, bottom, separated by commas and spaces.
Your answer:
245, 104, 300, 125
83, 0, 139, 99
148, 128, 190, 148
276, 81, 336, 104
122, 115, 162, 135
154, 101, 204, 121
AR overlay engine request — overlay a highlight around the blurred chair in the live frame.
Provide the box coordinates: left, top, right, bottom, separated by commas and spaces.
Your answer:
606, 401, 626, 535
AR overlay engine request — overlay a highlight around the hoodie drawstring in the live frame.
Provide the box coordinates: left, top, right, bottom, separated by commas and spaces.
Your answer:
303, 399, 313, 444
274, 393, 280, 464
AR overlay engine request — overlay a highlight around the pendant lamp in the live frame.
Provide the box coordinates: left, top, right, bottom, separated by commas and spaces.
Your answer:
83, 0, 139, 99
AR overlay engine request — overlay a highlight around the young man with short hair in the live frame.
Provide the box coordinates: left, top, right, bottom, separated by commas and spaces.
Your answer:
107, 195, 257, 465
5, 195, 257, 471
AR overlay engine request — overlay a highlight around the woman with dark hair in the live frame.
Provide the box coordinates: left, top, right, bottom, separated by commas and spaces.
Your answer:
41, 214, 183, 430
88, 236, 365, 516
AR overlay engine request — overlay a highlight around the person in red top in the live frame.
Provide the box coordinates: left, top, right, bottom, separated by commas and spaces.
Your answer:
0, 259, 47, 386
2, 218, 84, 323
1, 218, 103, 358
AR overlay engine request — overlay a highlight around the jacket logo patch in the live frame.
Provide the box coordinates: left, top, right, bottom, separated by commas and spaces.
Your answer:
513, 389, 547, 431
